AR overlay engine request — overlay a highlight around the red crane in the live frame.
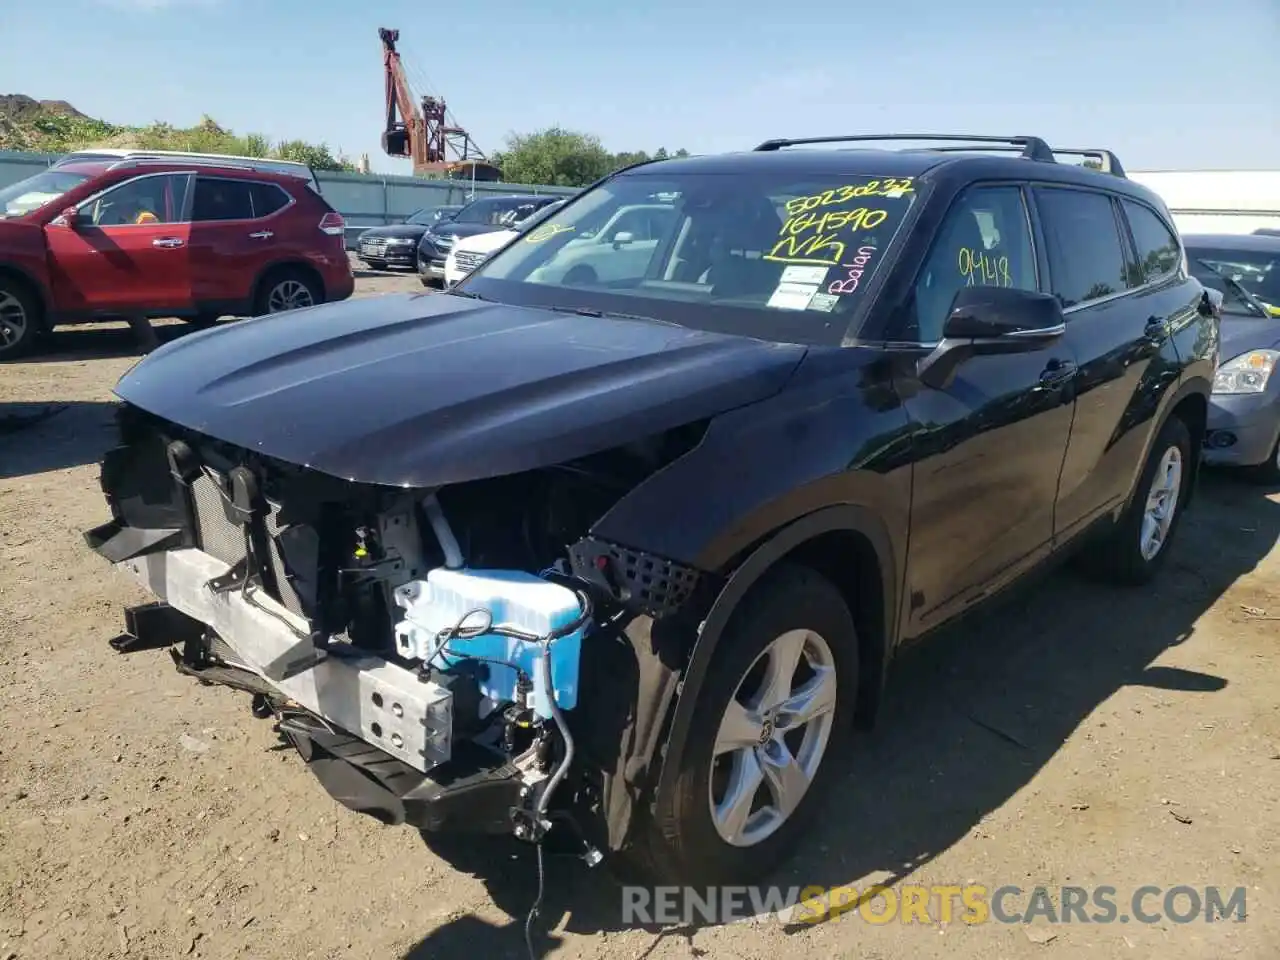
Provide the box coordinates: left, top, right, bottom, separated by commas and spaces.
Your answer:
379, 27, 501, 180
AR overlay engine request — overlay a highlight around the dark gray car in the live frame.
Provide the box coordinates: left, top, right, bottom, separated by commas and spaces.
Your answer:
1186, 236, 1280, 483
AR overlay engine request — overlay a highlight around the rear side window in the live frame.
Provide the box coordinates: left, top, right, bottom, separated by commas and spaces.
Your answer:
912, 185, 1039, 341
1036, 188, 1129, 308
192, 178, 254, 221
1122, 200, 1181, 284
191, 178, 289, 221
249, 181, 290, 217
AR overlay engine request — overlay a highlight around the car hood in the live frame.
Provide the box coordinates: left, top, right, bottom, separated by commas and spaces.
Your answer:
113, 293, 807, 488
361, 224, 428, 241
1220, 314, 1280, 360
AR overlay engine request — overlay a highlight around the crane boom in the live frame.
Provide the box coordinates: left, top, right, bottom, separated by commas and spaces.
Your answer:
378, 26, 500, 180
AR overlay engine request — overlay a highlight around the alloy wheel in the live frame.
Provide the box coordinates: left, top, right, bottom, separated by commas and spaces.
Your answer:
0, 291, 28, 353
266, 280, 315, 313
1140, 445, 1183, 561
708, 628, 838, 847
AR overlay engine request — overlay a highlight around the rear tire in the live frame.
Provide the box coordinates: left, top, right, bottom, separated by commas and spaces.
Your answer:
253, 268, 322, 316
0, 277, 44, 361
619, 562, 858, 887
1075, 415, 1193, 585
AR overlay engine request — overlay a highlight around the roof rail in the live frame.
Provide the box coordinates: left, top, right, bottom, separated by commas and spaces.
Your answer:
102, 156, 297, 177
753, 134, 1057, 163
1048, 147, 1127, 178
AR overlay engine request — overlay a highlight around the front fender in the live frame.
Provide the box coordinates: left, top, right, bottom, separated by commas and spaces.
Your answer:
599, 503, 900, 853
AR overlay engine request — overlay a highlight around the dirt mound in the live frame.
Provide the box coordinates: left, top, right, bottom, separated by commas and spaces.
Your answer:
0, 94, 87, 122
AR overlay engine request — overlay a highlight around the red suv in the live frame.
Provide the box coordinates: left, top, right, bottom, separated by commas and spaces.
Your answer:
0, 155, 355, 359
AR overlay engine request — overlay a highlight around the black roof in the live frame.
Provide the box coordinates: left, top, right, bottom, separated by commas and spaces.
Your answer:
1182, 232, 1280, 252
620, 142, 1170, 211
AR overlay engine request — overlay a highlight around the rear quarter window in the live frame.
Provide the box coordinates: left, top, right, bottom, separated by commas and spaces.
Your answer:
249, 182, 291, 217
1122, 200, 1181, 284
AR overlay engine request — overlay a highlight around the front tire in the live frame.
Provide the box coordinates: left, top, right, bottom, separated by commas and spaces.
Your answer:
623, 563, 858, 887
1077, 415, 1193, 585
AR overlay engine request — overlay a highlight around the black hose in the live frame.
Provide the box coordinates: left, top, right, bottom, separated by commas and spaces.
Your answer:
524, 841, 546, 960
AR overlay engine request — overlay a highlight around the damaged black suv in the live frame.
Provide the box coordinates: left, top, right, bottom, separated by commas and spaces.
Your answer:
85, 134, 1218, 888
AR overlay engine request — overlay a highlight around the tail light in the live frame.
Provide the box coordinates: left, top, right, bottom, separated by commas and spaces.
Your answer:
319, 212, 345, 236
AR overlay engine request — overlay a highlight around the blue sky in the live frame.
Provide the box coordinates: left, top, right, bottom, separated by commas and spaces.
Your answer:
4, 0, 1277, 175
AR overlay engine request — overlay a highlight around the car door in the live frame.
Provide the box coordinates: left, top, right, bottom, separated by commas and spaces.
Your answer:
44, 172, 193, 315
1036, 187, 1186, 542
896, 183, 1078, 632
187, 176, 285, 308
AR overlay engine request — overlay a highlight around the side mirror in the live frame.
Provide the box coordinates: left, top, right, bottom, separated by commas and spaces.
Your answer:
917, 286, 1066, 389
611, 231, 635, 249
57, 206, 82, 229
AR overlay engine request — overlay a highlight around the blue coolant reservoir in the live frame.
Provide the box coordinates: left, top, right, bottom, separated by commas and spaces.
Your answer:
392, 568, 588, 718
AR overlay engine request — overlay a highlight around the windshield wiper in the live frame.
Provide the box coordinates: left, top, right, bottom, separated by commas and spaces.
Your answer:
549, 305, 675, 325
446, 289, 490, 301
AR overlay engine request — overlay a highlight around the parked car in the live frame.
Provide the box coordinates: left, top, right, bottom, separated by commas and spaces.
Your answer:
416, 194, 563, 285
85, 135, 1217, 891
1185, 243, 1280, 483
355, 204, 464, 271
1183, 232, 1280, 317
0, 154, 353, 359
443, 198, 567, 287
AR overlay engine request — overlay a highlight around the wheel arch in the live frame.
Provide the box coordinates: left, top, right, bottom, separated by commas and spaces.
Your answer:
1131, 377, 1210, 511
651, 504, 898, 808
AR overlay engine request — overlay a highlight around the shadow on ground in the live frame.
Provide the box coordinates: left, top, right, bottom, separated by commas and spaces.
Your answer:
402, 472, 1280, 959
5, 320, 210, 364
0, 400, 120, 478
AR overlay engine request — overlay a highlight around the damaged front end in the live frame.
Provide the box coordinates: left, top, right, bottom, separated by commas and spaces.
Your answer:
85, 402, 709, 851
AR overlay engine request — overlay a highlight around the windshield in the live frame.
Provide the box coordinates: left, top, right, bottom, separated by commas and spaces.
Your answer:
458, 170, 918, 344
1189, 259, 1269, 318
1185, 245, 1280, 313
514, 200, 565, 233
0, 170, 91, 217
451, 197, 548, 226
406, 205, 458, 226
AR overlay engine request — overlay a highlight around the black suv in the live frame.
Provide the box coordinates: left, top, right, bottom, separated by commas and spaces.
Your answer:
415, 193, 562, 285
85, 134, 1217, 891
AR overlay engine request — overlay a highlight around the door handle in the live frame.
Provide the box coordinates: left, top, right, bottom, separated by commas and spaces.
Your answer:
248, 230, 274, 240
1038, 358, 1077, 388
152, 237, 184, 248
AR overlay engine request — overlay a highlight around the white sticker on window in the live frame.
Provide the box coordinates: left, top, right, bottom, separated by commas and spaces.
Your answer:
807, 292, 839, 312
884, 187, 909, 199
767, 281, 819, 311
780, 265, 829, 286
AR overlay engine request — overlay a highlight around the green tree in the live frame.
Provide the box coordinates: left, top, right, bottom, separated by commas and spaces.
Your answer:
491, 127, 615, 186
275, 139, 351, 171
491, 127, 691, 186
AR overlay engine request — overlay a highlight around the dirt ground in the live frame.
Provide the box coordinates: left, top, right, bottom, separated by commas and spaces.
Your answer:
2, 269, 1278, 960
